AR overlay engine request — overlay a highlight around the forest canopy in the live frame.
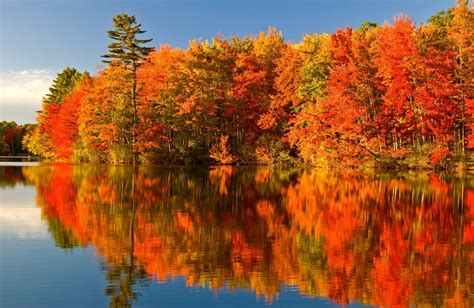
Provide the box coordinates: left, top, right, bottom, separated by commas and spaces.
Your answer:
23, 1, 474, 168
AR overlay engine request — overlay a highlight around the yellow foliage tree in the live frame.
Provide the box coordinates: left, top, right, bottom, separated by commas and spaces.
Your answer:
209, 134, 235, 164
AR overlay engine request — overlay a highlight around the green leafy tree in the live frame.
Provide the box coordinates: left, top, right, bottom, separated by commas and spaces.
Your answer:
43, 67, 84, 106
427, 8, 454, 29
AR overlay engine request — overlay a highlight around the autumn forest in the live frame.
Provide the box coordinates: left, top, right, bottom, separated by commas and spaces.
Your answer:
21, 1, 474, 168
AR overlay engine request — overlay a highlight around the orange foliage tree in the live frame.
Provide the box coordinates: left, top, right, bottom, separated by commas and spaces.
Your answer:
25, 3, 473, 167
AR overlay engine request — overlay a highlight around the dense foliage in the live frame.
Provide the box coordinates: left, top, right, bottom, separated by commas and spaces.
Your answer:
24, 2, 473, 167
0, 121, 32, 155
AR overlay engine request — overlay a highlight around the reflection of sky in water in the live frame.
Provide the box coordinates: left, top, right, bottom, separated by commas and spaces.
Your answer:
0, 207, 49, 239
0, 185, 36, 206
0, 184, 47, 239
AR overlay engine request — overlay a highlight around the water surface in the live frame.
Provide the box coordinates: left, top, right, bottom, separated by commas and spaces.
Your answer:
1, 163, 473, 307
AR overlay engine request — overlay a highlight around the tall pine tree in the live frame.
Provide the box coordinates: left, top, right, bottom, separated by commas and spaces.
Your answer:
102, 14, 153, 162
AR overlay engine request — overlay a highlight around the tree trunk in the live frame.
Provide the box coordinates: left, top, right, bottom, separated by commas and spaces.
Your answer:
132, 67, 138, 164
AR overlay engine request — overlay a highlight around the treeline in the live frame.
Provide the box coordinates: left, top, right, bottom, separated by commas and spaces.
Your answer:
24, 1, 473, 167
0, 121, 32, 155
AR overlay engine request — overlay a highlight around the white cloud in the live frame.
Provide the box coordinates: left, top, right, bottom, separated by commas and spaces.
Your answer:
0, 69, 54, 107
0, 69, 54, 123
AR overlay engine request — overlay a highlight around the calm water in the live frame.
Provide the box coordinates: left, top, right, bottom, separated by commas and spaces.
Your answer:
0, 163, 473, 307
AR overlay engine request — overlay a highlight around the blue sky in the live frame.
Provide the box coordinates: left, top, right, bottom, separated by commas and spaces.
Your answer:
0, 0, 454, 123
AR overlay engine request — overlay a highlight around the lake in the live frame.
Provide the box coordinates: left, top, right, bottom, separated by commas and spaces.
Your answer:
0, 163, 473, 307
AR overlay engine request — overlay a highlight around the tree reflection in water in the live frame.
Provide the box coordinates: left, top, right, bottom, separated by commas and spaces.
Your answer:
15, 164, 474, 306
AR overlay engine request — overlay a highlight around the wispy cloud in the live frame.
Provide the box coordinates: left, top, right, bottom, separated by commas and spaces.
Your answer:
0, 69, 53, 106
0, 69, 54, 123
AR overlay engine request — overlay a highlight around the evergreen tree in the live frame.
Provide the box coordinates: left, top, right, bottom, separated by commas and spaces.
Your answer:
102, 14, 153, 162
43, 67, 84, 106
